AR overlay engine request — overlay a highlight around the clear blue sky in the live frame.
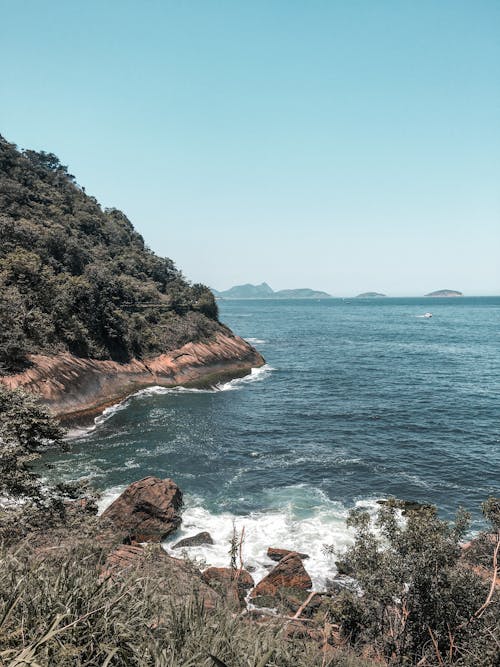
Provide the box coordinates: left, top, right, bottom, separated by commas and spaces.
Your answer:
1, 1, 499, 295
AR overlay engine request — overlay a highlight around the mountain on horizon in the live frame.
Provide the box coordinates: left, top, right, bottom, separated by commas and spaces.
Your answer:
212, 283, 332, 299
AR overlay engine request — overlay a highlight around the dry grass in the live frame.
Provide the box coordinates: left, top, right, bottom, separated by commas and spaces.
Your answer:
0, 542, 374, 667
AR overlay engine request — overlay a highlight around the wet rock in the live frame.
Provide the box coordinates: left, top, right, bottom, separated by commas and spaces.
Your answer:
173, 531, 213, 549
100, 476, 182, 543
267, 547, 309, 562
202, 567, 254, 608
251, 553, 312, 598
377, 499, 434, 516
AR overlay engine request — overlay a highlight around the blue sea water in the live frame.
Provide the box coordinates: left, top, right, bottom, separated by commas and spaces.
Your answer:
42, 297, 500, 585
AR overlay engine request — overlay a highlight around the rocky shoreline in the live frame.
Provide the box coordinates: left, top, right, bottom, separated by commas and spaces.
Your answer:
96, 476, 341, 627
0, 333, 264, 425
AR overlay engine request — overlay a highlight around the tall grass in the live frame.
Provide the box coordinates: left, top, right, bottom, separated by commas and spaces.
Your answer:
0, 543, 373, 667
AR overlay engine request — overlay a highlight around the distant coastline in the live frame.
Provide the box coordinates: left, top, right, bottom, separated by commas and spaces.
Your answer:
425, 289, 463, 297
356, 292, 386, 298
213, 282, 332, 299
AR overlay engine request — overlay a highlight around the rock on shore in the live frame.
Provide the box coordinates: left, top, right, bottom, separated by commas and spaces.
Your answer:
252, 552, 312, 598
1, 332, 265, 424
100, 476, 183, 543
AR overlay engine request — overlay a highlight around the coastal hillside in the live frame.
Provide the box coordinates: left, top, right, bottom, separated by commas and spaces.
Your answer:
0, 135, 228, 374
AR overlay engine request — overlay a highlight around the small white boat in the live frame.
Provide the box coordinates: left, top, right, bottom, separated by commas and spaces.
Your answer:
423, 312, 432, 318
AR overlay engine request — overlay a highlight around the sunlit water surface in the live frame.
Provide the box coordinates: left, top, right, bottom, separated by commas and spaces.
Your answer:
41, 297, 500, 586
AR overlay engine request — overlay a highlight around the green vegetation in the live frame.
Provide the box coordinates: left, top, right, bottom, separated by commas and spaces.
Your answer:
0, 135, 220, 374
0, 385, 65, 500
0, 388, 498, 665
325, 499, 500, 665
0, 386, 96, 543
0, 542, 373, 667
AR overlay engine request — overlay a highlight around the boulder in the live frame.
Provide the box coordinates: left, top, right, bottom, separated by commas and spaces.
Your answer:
267, 547, 309, 562
251, 552, 312, 598
100, 476, 182, 543
202, 567, 254, 608
173, 531, 213, 549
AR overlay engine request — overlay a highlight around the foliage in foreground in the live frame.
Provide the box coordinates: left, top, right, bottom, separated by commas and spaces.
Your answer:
0, 386, 97, 545
0, 134, 220, 374
326, 499, 500, 666
0, 543, 371, 667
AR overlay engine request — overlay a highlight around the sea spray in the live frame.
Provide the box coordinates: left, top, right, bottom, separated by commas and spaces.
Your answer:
97, 484, 380, 590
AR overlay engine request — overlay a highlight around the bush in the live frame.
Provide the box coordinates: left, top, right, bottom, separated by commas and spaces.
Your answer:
327, 499, 500, 665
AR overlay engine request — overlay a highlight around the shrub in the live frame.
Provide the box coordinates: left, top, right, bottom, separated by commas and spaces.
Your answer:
327, 499, 500, 665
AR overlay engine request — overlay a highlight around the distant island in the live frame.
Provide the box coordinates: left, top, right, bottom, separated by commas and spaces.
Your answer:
213, 282, 332, 299
356, 292, 386, 298
425, 290, 463, 297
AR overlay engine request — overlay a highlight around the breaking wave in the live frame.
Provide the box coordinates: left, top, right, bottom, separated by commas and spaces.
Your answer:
98, 484, 380, 590
90, 365, 275, 428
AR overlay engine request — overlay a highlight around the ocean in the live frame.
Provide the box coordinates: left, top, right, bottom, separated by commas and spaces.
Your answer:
41, 297, 500, 588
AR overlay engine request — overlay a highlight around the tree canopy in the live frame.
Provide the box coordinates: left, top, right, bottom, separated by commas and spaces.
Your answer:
0, 135, 220, 373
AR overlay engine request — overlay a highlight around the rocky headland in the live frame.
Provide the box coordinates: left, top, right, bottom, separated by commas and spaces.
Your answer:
0, 332, 264, 425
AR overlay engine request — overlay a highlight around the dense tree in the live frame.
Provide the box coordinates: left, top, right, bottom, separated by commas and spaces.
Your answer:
0, 135, 220, 373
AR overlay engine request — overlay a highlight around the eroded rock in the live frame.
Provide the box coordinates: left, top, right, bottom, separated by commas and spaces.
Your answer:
100, 476, 182, 543
251, 552, 312, 598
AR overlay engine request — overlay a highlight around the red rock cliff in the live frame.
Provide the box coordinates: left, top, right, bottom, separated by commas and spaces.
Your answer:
1, 333, 264, 424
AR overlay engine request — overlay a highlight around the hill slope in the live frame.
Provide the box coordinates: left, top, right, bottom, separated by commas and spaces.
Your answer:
0, 135, 232, 374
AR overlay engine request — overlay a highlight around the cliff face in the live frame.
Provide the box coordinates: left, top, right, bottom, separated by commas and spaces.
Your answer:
1, 333, 264, 425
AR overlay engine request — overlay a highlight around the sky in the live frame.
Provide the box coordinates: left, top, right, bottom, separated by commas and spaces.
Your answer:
1, 1, 499, 296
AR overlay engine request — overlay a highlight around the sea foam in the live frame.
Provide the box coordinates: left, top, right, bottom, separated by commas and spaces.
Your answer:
97, 484, 379, 590
89, 365, 275, 428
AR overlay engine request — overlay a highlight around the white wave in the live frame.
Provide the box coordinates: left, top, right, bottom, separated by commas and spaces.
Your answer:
88, 365, 274, 428
245, 337, 267, 345
216, 364, 275, 391
161, 490, 380, 591
127, 366, 274, 398
97, 485, 125, 513
98, 482, 381, 590
94, 401, 130, 426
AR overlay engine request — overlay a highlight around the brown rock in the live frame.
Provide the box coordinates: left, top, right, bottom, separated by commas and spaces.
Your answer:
173, 531, 213, 549
251, 553, 312, 598
0, 333, 265, 425
267, 547, 309, 562
202, 567, 254, 608
101, 543, 145, 578
100, 476, 182, 542
101, 543, 221, 610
